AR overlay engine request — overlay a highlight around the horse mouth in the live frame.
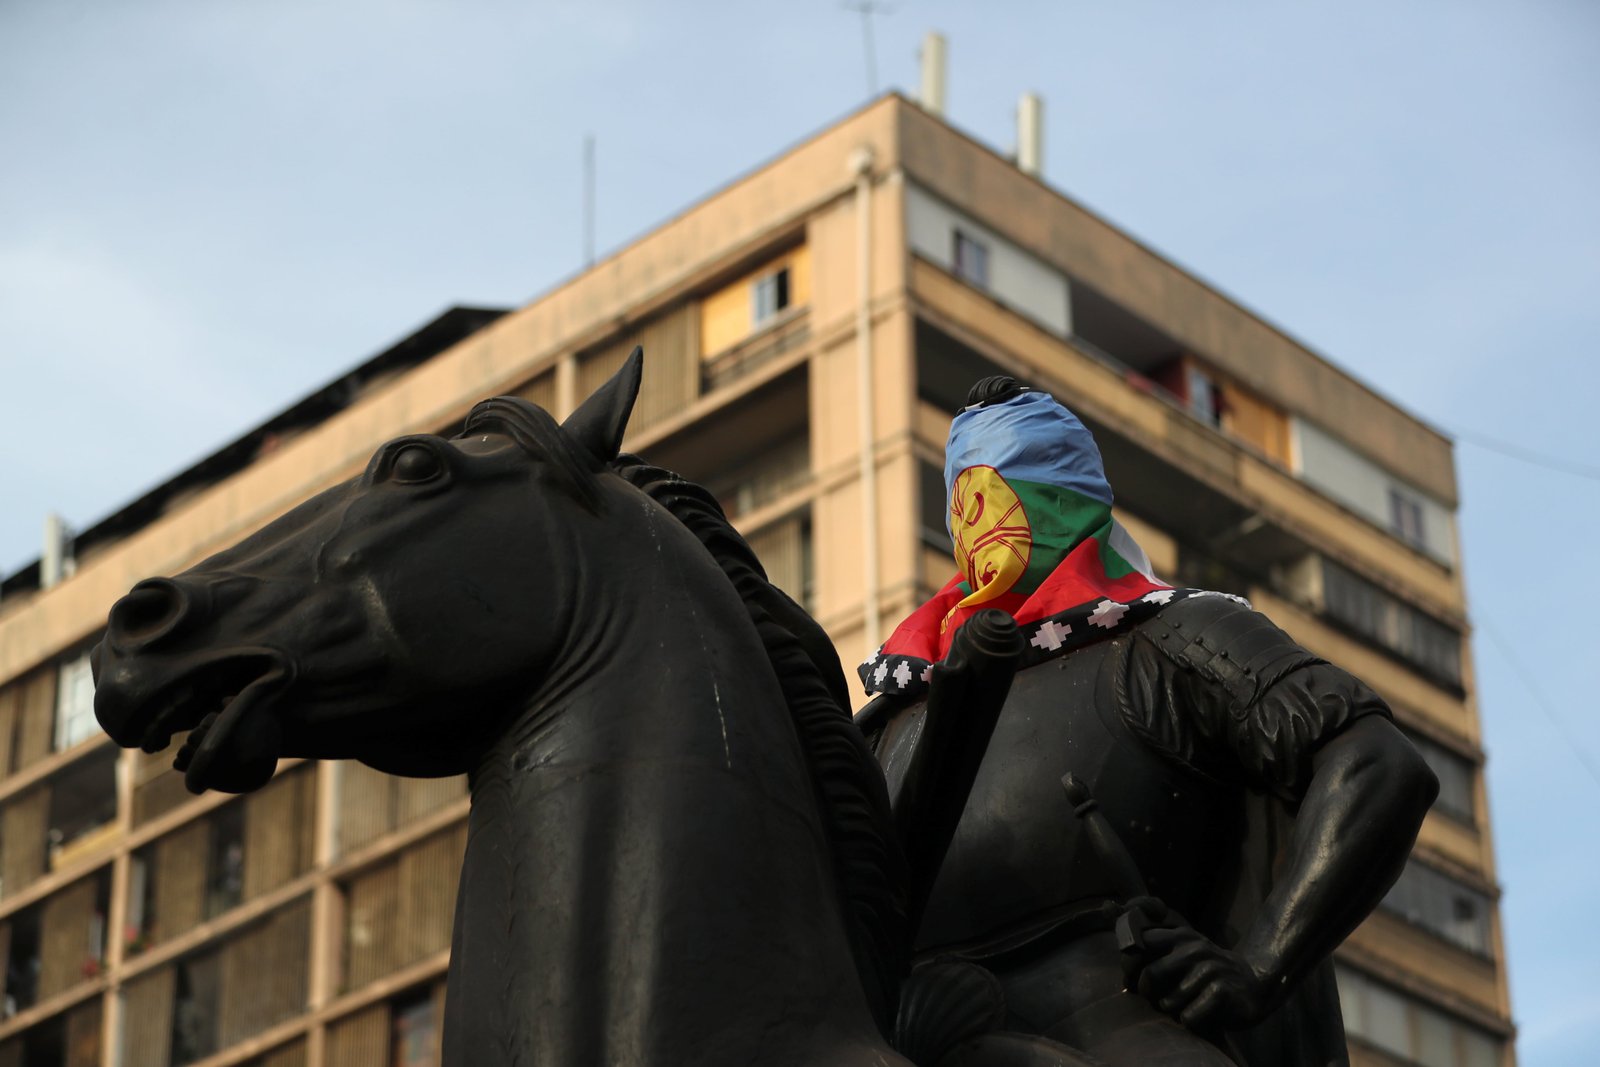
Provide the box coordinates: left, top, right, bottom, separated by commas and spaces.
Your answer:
114, 650, 292, 794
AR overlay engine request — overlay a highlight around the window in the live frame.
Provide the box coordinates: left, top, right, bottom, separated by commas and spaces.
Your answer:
341, 826, 465, 990
1320, 559, 1463, 688
125, 899, 312, 1065
2, 897, 41, 1017
1381, 858, 1493, 957
1293, 418, 1456, 566
915, 318, 1009, 413
53, 651, 99, 752
132, 746, 199, 827
1389, 486, 1428, 549
0, 668, 59, 777
1406, 730, 1476, 825
514, 369, 557, 413
1185, 365, 1224, 427
236, 1040, 308, 1067
705, 435, 811, 520
337, 764, 466, 856
702, 250, 809, 361
391, 989, 441, 1067
45, 745, 119, 872
0, 997, 101, 1067
744, 514, 814, 614
952, 230, 990, 288
751, 267, 791, 326
128, 768, 316, 954
578, 304, 696, 430
1, 869, 110, 1019
205, 801, 245, 919
172, 948, 223, 1063
1337, 965, 1501, 1067
919, 460, 953, 555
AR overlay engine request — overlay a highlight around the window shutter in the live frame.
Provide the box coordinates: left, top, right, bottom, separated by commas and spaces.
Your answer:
259, 1039, 309, 1067
132, 745, 194, 826
1, 786, 49, 899
514, 371, 557, 414
746, 517, 807, 606
0, 682, 18, 777
397, 826, 466, 966
63, 996, 101, 1067
122, 965, 176, 1067
13, 670, 55, 772
218, 918, 270, 1048
217, 898, 310, 1049
577, 305, 695, 436
632, 307, 695, 432
395, 776, 466, 826
345, 862, 402, 987
37, 875, 98, 999
326, 1003, 389, 1067
266, 901, 313, 1037
243, 768, 314, 900
338, 763, 396, 855
151, 818, 209, 944
53, 653, 98, 752
0, 919, 11, 1005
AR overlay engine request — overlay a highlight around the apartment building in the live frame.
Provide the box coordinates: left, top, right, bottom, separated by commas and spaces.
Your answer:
0, 94, 1512, 1066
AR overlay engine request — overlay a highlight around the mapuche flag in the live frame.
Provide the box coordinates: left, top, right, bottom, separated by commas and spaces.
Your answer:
860, 388, 1224, 698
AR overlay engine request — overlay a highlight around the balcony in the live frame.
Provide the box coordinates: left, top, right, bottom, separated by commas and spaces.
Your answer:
908, 260, 1464, 624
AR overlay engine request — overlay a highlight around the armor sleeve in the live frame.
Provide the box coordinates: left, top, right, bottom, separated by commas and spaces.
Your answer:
1117, 594, 1393, 800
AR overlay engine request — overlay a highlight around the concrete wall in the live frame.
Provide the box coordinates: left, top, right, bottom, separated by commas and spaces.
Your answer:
1296, 418, 1457, 565
905, 183, 1071, 337
0, 97, 907, 685
894, 100, 1459, 507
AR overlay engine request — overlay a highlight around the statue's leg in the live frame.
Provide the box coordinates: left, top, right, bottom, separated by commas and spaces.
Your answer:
937, 1031, 1110, 1067
994, 932, 1235, 1067
895, 959, 1108, 1067
1043, 992, 1234, 1067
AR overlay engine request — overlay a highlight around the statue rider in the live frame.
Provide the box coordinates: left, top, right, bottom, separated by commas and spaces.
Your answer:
859, 377, 1438, 1066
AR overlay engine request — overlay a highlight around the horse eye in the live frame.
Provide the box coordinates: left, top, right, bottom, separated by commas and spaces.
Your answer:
391, 444, 444, 484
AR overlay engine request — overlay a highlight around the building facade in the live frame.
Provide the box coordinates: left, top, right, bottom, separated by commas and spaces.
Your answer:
0, 96, 1512, 1066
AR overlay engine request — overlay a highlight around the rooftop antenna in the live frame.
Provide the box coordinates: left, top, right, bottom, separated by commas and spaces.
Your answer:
919, 30, 947, 116
583, 134, 596, 268
1017, 92, 1044, 176
41, 513, 74, 589
841, 1, 893, 98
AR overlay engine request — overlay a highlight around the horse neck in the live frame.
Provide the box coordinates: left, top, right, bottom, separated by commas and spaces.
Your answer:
444, 503, 887, 1066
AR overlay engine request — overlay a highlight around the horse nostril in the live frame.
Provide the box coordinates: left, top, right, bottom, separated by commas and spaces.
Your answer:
109, 578, 192, 651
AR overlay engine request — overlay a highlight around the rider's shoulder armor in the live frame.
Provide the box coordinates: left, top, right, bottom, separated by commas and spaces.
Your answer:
1118, 594, 1390, 799
1134, 594, 1325, 710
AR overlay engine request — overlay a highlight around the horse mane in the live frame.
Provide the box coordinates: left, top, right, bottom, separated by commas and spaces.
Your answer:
612, 455, 909, 1034
459, 397, 604, 511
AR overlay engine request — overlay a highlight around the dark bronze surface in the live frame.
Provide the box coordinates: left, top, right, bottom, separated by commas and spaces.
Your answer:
870, 486, 1437, 1064
92, 359, 1434, 1066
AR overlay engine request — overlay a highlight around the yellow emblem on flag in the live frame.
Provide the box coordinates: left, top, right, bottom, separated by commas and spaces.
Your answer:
944, 465, 1032, 630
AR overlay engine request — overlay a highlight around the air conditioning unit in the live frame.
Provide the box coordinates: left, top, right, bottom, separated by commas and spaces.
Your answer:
1271, 553, 1325, 613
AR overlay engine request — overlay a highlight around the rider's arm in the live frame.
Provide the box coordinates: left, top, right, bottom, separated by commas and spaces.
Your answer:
1118, 597, 1438, 1027
1231, 713, 1435, 1001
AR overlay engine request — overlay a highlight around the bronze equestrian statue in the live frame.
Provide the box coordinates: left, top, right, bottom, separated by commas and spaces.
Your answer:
90, 353, 1433, 1065
858, 375, 1438, 1065
94, 353, 924, 1065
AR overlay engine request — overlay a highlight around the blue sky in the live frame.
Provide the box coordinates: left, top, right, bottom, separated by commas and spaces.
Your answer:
2, 1, 1597, 1060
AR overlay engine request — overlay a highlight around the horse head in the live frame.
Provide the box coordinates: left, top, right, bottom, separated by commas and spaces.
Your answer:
93, 350, 645, 795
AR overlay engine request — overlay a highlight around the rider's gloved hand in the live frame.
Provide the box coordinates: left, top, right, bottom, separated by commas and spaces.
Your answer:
1121, 910, 1278, 1030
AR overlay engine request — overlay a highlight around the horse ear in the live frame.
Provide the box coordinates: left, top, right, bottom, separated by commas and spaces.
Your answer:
562, 346, 642, 462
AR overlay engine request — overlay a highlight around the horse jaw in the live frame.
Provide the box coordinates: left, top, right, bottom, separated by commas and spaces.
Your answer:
94, 644, 293, 794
